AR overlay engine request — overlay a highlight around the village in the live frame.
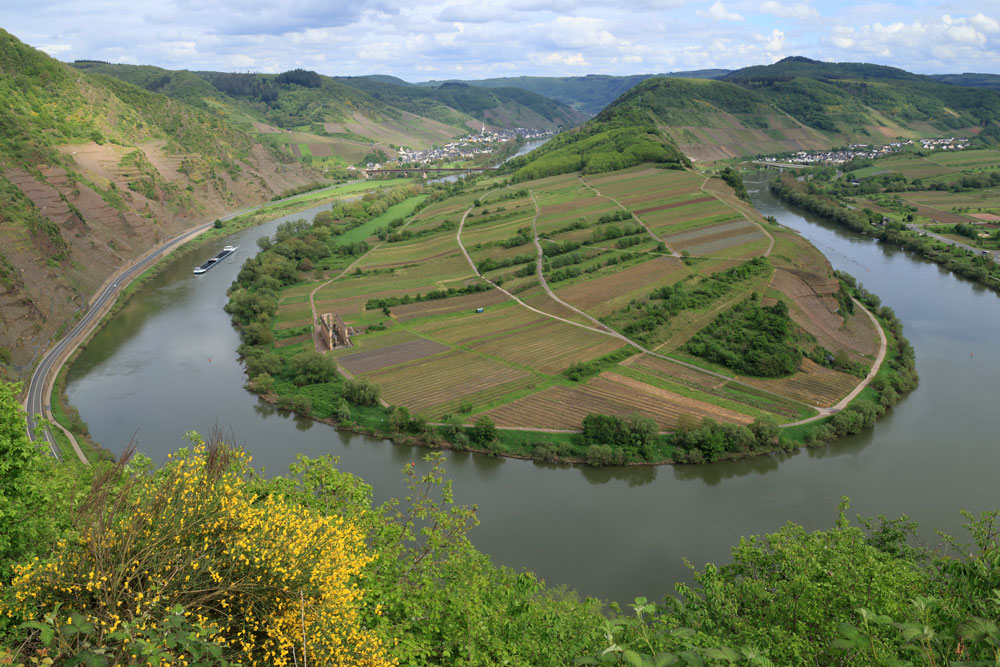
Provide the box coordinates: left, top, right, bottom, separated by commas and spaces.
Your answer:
387, 127, 553, 167
760, 136, 970, 166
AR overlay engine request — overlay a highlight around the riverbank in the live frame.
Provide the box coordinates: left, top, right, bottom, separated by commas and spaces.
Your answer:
42, 180, 414, 459
770, 174, 1000, 293
231, 183, 915, 468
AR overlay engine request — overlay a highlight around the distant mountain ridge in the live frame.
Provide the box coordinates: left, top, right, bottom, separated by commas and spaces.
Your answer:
417, 70, 733, 115
73, 62, 587, 142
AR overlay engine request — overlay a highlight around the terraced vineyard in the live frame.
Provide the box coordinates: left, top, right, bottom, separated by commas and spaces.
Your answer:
250, 160, 884, 434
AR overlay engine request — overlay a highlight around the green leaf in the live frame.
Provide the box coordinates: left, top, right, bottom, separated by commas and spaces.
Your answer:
704, 646, 740, 662
623, 649, 647, 667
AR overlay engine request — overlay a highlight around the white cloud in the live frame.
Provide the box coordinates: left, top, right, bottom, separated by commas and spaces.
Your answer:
4, 0, 1000, 81
758, 28, 785, 52
548, 16, 617, 48
227, 54, 256, 68
759, 1, 818, 20
704, 1, 742, 21
531, 51, 589, 67
37, 43, 72, 55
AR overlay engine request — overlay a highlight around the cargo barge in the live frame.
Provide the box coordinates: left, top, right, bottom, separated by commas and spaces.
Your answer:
193, 245, 238, 274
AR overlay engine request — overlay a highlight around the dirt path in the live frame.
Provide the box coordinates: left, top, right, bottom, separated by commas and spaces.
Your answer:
528, 191, 617, 333
781, 297, 888, 427
455, 201, 830, 419
699, 175, 776, 257
579, 176, 681, 257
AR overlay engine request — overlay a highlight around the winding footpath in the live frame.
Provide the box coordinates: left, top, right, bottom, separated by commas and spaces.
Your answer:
456, 192, 887, 428
25, 181, 366, 460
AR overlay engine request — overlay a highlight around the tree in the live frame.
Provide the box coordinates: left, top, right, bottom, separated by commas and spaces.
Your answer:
289, 350, 337, 385
0, 382, 86, 580
344, 378, 381, 407
471, 416, 497, 446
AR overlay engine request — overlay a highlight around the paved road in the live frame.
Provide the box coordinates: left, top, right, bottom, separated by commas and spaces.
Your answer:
905, 223, 1000, 264
24, 181, 362, 457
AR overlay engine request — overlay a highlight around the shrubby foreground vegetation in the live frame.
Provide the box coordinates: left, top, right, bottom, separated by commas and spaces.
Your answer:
2, 382, 1000, 665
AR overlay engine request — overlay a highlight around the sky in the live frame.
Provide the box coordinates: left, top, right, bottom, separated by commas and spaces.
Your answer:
5, 1, 1000, 81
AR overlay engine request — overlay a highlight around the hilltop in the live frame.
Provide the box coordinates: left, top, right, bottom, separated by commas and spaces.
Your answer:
0, 30, 315, 379
447, 58, 1000, 161
336, 77, 587, 131
72, 63, 585, 162
418, 70, 733, 115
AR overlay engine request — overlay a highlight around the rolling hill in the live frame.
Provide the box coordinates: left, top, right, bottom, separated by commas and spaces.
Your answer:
74, 63, 587, 156
336, 77, 588, 131
417, 70, 732, 115
515, 58, 1000, 162
0, 29, 315, 379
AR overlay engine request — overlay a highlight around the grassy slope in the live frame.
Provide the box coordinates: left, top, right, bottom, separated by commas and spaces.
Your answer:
0, 29, 315, 380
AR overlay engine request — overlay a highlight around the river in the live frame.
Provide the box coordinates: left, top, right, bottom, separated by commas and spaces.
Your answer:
65, 170, 1000, 603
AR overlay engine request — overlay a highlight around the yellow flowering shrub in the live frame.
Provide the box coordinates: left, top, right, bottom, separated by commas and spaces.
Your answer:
4, 434, 394, 667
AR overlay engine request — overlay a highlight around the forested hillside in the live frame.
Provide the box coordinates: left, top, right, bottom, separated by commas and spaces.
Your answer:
337, 77, 588, 130
517, 58, 1000, 162
418, 70, 733, 115
0, 30, 314, 380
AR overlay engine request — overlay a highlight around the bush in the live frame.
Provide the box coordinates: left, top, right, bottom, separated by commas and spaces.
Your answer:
471, 416, 497, 446
5, 439, 392, 666
289, 350, 337, 385
326, 396, 348, 421
344, 378, 381, 406
277, 394, 312, 416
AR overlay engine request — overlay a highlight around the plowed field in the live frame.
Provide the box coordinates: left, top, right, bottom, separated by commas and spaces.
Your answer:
470, 320, 625, 374
487, 371, 753, 430
370, 350, 531, 413
338, 338, 450, 374
738, 358, 860, 407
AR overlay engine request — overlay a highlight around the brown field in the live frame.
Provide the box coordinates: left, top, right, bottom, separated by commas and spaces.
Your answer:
621, 189, 707, 209
369, 350, 531, 413
969, 213, 1000, 221
642, 202, 733, 231
634, 196, 714, 216
486, 371, 753, 430
411, 301, 534, 336
738, 358, 860, 407
331, 327, 419, 357
625, 354, 728, 390
470, 320, 625, 373
275, 333, 312, 349
338, 338, 451, 374
771, 268, 879, 359
793, 296, 880, 360
686, 231, 767, 256
664, 219, 755, 246
554, 256, 686, 315
392, 289, 511, 322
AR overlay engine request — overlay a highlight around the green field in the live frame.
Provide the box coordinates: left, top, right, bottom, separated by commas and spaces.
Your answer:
228, 161, 890, 457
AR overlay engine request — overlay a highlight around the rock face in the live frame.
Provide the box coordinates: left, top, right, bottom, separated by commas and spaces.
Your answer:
0, 30, 316, 379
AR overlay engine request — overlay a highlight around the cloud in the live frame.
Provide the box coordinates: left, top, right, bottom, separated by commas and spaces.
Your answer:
758, 28, 785, 52
548, 16, 617, 49
703, 1, 743, 22
37, 43, 72, 55
758, 1, 818, 20
531, 51, 589, 67
5, 0, 1000, 81
438, 4, 504, 23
